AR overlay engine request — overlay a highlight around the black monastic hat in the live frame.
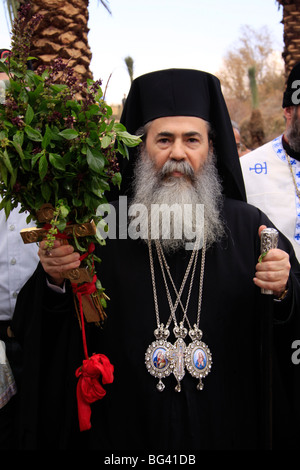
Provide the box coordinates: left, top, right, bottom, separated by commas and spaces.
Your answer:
282, 62, 300, 108
118, 68, 246, 202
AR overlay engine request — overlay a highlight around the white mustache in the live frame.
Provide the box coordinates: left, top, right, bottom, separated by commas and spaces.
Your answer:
159, 160, 195, 180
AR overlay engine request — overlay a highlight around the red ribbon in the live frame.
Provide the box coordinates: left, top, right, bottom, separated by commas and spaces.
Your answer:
79, 242, 95, 262
71, 274, 97, 360
71, 243, 114, 432
75, 354, 114, 432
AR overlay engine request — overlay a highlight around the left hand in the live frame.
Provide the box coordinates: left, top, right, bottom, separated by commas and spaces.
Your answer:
253, 225, 291, 297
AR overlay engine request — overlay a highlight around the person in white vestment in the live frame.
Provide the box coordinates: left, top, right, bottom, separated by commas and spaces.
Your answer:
0, 48, 39, 449
240, 62, 300, 262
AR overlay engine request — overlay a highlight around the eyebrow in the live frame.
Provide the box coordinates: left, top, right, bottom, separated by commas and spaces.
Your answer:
156, 131, 205, 140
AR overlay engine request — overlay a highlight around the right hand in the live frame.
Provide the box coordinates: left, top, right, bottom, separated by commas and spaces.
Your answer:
38, 239, 81, 286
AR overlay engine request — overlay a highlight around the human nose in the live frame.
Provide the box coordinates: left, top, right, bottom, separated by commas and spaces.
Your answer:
169, 139, 186, 160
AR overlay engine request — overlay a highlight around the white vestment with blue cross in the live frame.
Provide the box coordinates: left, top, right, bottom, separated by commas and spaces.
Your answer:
240, 135, 300, 262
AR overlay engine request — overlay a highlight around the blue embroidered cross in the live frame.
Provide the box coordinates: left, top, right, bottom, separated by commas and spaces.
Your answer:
249, 162, 267, 174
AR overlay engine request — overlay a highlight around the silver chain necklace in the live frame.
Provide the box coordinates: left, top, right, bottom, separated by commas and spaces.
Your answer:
145, 232, 212, 392
285, 151, 300, 200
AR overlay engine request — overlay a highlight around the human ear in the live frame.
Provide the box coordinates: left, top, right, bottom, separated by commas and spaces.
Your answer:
283, 106, 294, 125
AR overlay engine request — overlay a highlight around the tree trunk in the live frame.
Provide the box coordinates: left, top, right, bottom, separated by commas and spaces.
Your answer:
21, 0, 93, 82
277, 1, 300, 78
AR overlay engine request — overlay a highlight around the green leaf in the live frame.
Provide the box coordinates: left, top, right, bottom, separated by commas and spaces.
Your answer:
49, 153, 66, 170
13, 131, 24, 147
118, 131, 142, 147
113, 122, 126, 132
86, 104, 100, 118
111, 172, 122, 188
101, 135, 112, 149
31, 152, 43, 168
0, 131, 8, 141
56, 219, 67, 232
24, 125, 42, 142
91, 186, 103, 198
59, 129, 79, 140
11, 141, 24, 159
105, 105, 113, 118
0, 160, 8, 186
72, 234, 86, 253
3, 120, 13, 128
0, 59, 9, 75
49, 126, 63, 142
0, 149, 14, 175
25, 69, 42, 87
50, 84, 68, 93
97, 179, 110, 193
3, 198, 12, 219
117, 140, 129, 159
25, 104, 34, 125
42, 125, 52, 150
106, 119, 114, 132
66, 100, 81, 111
86, 147, 105, 173
39, 153, 48, 180
59, 204, 70, 219
8, 79, 21, 93
19, 87, 28, 103
72, 197, 83, 207
41, 182, 51, 201
28, 83, 43, 101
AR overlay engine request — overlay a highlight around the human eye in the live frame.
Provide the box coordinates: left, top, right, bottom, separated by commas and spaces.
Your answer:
158, 137, 169, 144
156, 134, 171, 147
186, 135, 201, 146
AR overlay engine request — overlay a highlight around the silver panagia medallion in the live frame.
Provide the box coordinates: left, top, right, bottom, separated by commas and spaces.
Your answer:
145, 324, 174, 392
184, 325, 212, 390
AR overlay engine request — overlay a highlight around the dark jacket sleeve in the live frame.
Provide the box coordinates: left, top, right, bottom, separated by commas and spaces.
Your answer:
11, 263, 89, 449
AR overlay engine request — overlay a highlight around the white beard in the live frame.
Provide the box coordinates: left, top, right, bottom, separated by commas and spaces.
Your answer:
129, 148, 225, 252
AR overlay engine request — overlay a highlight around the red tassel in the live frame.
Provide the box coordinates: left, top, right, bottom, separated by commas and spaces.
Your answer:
75, 354, 114, 431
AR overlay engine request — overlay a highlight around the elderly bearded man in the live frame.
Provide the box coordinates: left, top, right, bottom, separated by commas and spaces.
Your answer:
12, 69, 300, 451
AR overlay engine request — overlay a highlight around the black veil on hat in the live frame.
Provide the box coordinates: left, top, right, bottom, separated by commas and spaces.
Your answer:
117, 68, 246, 202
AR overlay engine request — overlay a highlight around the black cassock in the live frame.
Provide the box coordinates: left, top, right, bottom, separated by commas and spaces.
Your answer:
12, 198, 300, 450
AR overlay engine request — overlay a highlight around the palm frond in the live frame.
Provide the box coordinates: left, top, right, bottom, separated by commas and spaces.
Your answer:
3, 0, 20, 28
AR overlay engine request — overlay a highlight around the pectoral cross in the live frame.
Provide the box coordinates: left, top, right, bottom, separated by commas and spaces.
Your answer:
171, 338, 186, 392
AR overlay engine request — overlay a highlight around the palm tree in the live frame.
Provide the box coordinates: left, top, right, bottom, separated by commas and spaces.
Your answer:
276, 0, 300, 77
248, 66, 265, 149
3, 0, 111, 83
124, 56, 134, 84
